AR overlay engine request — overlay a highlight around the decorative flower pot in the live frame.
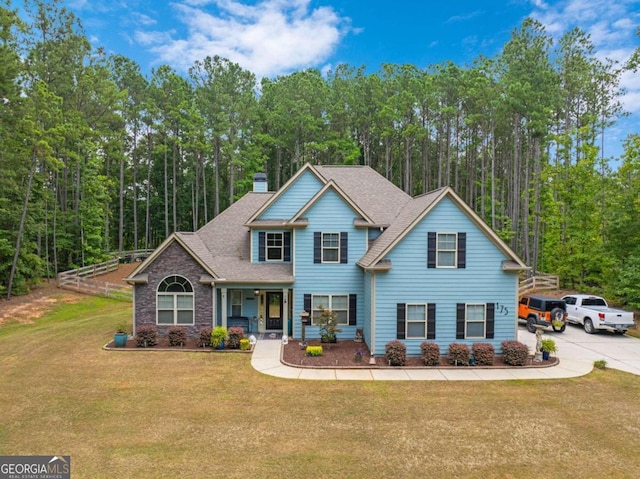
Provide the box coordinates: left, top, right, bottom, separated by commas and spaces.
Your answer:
542, 351, 550, 360
114, 333, 128, 348
215, 339, 225, 350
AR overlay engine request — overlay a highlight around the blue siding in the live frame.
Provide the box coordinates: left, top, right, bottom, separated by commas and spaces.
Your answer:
260, 170, 323, 219
372, 197, 519, 356
292, 189, 367, 340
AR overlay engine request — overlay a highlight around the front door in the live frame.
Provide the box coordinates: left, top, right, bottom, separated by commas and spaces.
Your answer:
266, 292, 283, 330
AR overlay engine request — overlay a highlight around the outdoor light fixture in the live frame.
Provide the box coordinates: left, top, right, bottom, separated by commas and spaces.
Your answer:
254, 289, 260, 296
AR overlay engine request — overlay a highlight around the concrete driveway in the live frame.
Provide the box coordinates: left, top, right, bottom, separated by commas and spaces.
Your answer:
518, 322, 640, 376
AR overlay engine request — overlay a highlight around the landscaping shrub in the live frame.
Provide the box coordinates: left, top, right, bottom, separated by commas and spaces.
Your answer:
471, 342, 495, 365
385, 340, 407, 366
420, 341, 441, 366
501, 340, 529, 366
135, 325, 157, 348
199, 327, 212, 348
227, 326, 245, 349
306, 345, 323, 356
448, 343, 470, 366
168, 326, 187, 347
239, 338, 250, 351
211, 326, 227, 349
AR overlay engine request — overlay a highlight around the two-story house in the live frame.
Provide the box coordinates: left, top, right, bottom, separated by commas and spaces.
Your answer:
126, 163, 527, 356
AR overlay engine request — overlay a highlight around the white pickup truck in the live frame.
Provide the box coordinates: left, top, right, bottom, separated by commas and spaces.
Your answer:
561, 294, 635, 334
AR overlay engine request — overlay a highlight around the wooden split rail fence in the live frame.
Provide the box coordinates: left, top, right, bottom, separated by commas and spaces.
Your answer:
518, 272, 560, 296
57, 250, 153, 301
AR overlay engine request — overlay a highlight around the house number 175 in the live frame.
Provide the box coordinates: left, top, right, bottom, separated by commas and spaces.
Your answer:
495, 303, 509, 316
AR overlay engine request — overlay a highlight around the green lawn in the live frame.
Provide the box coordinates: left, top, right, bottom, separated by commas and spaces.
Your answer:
2, 297, 640, 478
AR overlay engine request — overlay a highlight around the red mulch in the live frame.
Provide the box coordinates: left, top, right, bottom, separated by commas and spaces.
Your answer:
282, 339, 558, 368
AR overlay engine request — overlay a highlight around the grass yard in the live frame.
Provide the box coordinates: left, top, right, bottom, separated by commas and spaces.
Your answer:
2, 297, 640, 478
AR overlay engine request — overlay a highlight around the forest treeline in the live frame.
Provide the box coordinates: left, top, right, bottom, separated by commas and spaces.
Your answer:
2, 0, 640, 305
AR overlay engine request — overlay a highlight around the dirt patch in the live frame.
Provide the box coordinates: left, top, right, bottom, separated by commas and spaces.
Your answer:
282, 339, 557, 368
0, 263, 139, 326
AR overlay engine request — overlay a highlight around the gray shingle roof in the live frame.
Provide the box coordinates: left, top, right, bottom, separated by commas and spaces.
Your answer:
136, 164, 525, 282
314, 165, 411, 225
195, 192, 294, 283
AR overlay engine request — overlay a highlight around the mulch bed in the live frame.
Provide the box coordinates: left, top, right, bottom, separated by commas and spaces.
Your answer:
282, 339, 558, 369
104, 337, 252, 352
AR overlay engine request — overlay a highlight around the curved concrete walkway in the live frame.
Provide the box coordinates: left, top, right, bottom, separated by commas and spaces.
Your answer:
251, 329, 595, 381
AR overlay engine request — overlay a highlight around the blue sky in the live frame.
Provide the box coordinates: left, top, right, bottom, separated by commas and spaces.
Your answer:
30, 0, 640, 158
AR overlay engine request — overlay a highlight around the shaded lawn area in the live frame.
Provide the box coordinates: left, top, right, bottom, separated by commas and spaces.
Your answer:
2, 297, 640, 478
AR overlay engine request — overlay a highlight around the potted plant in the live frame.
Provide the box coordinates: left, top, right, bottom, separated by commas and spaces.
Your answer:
113, 321, 129, 347
316, 307, 342, 343
211, 326, 227, 350
541, 338, 557, 360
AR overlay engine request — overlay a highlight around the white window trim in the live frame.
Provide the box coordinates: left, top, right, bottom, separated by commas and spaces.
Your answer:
321, 232, 341, 264
311, 293, 349, 325
406, 303, 428, 339
230, 290, 243, 317
266, 232, 284, 262
156, 275, 194, 326
465, 303, 486, 339
436, 232, 458, 268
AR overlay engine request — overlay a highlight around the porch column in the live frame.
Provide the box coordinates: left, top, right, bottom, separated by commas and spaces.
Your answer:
282, 288, 289, 336
221, 288, 227, 329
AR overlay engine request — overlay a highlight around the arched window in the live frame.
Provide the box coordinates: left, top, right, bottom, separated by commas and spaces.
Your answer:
157, 275, 194, 325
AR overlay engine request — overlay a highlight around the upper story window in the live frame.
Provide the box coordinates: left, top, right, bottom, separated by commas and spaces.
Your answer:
428, 232, 466, 269
322, 233, 340, 263
157, 275, 194, 325
314, 232, 348, 264
258, 231, 291, 262
266, 232, 284, 261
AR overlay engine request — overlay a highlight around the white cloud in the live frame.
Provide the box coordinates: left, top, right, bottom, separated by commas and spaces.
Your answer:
135, 0, 351, 78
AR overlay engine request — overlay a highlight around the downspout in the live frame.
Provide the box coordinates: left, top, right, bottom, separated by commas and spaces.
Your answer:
370, 272, 376, 359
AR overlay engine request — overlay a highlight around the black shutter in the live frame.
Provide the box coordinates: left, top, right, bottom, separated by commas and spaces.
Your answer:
258, 232, 266, 262
396, 303, 406, 340
456, 303, 465, 339
427, 232, 436, 268
314, 232, 321, 263
486, 303, 495, 339
340, 232, 348, 264
457, 232, 466, 269
304, 294, 311, 313
283, 232, 291, 262
427, 303, 436, 340
349, 294, 357, 326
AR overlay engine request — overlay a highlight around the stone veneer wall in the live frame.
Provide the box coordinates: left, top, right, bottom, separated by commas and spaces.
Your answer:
134, 241, 213, 337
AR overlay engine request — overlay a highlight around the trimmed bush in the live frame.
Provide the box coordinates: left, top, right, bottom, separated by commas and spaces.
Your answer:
472, 342, 495, 366
240, 338, 251, 351
211, 326, 227, 349
135, 325, 157, 348
167, 326, 187, 347
501, 340, 529, 366
227, 326, 245, 349
448, 343, 470, 366
385, 340, 407, 366
306, 345, 323, 356
420, 341, 441, 366
199, 327, 212, 348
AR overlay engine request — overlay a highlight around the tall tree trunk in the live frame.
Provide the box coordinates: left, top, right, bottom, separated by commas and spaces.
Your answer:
7, 153, 37, 299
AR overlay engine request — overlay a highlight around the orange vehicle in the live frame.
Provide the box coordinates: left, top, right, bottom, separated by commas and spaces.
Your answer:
518, 294, 568, 333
